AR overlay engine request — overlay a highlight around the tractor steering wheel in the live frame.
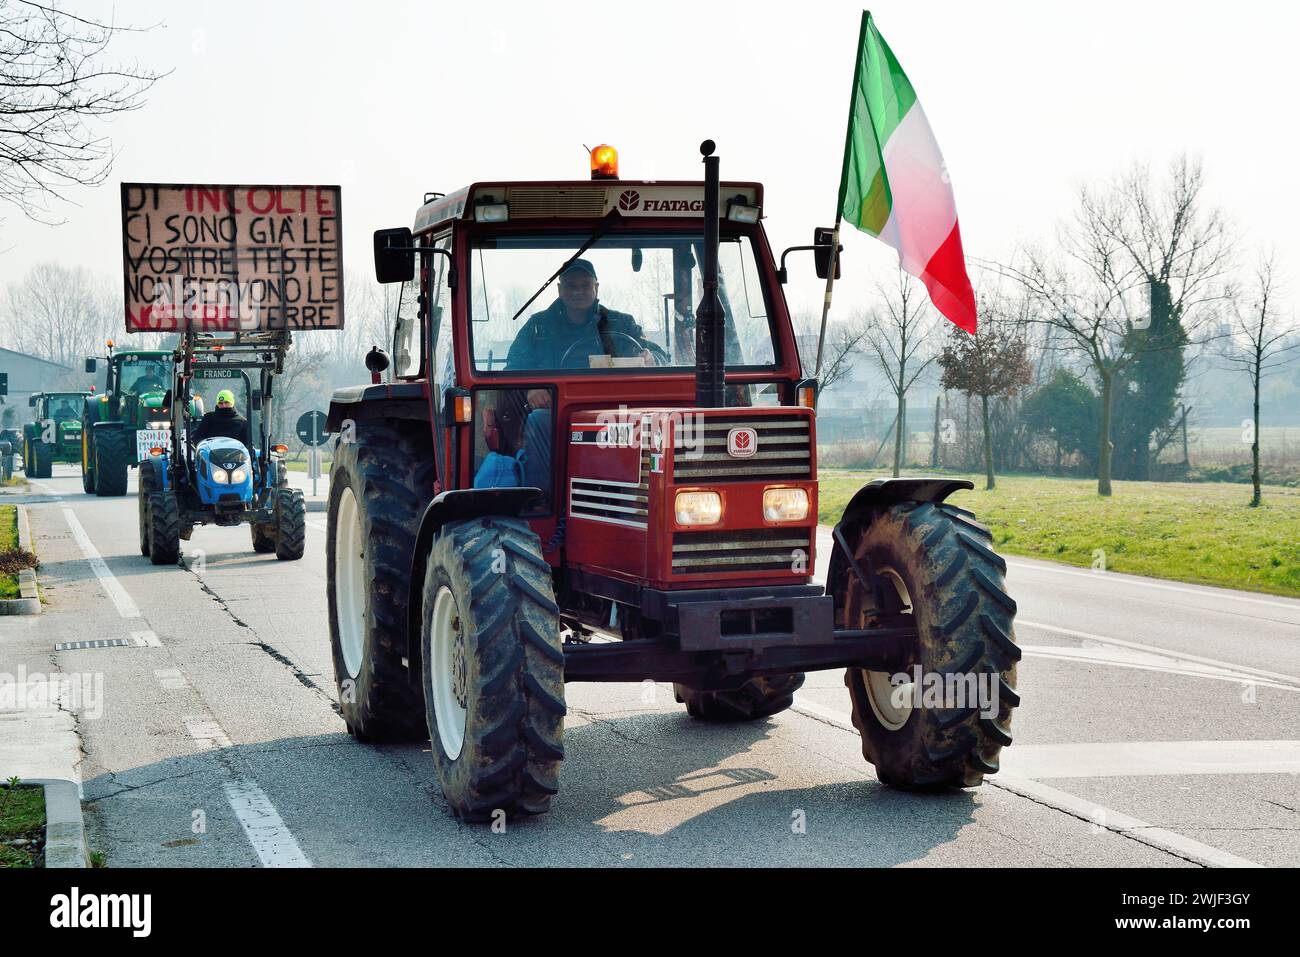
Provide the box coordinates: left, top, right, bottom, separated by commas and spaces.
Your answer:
558, 332, 669, 369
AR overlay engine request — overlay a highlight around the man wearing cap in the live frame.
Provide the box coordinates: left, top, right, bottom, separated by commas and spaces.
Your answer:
505, 259, 650, 370
191, 389, 251, 448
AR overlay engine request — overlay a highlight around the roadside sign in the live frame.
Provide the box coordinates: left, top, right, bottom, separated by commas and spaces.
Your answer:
296, 411, 328, 447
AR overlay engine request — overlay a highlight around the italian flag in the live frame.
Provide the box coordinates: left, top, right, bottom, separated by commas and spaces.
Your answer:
838, 12, 977, 333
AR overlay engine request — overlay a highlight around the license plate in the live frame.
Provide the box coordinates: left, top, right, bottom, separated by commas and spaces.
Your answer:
136, 430, 170, 461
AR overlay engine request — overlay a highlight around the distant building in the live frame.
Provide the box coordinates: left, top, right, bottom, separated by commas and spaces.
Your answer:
0, 348, 79, 431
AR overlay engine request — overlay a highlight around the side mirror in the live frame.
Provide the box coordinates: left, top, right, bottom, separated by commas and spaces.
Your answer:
85, 357, 97, 374
813, 227, 842, 280
374, 227, 415, 284
29, 395, 38, 407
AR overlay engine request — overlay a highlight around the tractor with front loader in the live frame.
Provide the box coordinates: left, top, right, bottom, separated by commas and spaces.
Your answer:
325, 143, 1020, 821
136, 329, 306, 565
81, 346, 172, 496
22, 392, 88, 478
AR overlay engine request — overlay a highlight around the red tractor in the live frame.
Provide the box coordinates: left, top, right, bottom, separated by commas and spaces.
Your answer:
325, 143, 1019, 821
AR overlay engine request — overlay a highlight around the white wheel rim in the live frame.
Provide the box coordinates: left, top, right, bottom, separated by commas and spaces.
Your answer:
864, 567, 915, 732
430, 584, 468, 760
335, 487, 365, 680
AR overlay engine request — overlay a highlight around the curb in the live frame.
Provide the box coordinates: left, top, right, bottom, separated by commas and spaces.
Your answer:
1, 504, 41, 616
306, 500, 326, 513
25, 778, 88, 868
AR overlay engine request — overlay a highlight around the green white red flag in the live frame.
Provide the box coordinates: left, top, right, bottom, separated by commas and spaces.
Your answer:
838, 12, 977, 333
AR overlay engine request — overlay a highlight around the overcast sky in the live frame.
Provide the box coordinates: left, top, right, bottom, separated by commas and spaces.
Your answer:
2, 0, 1296, 325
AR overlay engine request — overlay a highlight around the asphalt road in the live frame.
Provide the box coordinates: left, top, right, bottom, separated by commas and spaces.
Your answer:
6, 464, 1299, 867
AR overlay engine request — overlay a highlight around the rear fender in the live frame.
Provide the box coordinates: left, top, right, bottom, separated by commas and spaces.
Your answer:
140, 454, 170, 492
404, 487, 543, 674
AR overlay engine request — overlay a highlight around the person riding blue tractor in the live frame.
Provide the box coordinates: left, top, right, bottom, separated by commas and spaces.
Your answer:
138, 332, 306, 564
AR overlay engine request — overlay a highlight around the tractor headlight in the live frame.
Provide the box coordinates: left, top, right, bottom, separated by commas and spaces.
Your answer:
229, 468, 247, 484
675, 491, 722, 526
211, 467, 230, 484
763, 487, 809, 522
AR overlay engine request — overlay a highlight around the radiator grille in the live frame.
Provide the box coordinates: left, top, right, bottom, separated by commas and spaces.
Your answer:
506, 186, 607, 218
570, 478, 648, 528
671, 529, 811, 575
673, 414, 811, 483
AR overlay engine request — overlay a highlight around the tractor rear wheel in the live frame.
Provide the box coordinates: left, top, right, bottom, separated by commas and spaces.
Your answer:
421, 517, 566, 821
326, 421, 435, 742
94, 428, 130, 497
32, 439, 53, 479
147, 489, 181, 566
274, 488, 305, 561
673, 674, 806, 722
137, 465, 154, 556
80, 427, 95, 493
836, 501, 1020, 789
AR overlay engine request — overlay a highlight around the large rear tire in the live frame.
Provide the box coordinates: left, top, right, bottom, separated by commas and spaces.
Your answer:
673, 674, 806, 722
422, 517, 565, 821
837, 501, 1020, 789
94, 428, 131, 497
274, 488, 305, 561
326, 421, 435, 742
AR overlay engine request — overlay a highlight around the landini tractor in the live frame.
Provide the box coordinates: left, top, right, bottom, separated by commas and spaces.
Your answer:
82, 345, 172, 496
23, 392, 88, 478
325, 143, 1020, 821
137, 330, 306, 564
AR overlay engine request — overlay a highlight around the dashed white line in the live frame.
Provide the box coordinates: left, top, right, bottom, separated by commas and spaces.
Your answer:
153, 668, 189, 690
60, 505, 140, 619
223, 779, 312, 868
183, 716, 233, 751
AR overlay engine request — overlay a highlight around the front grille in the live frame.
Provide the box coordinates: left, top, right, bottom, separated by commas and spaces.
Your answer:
673, 414, 811, 483
672, 529, 811, 575
570, 478, 648, 527
507, 186, 607, 218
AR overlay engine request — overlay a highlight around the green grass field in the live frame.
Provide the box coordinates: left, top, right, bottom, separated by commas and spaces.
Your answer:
0, 783, 44, 868
0, 505, 19, 600
818, 470, 1300, 598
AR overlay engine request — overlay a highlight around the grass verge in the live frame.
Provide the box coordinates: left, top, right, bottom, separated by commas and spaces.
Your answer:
0, 780, 45, 868
818, 470, 1300, 598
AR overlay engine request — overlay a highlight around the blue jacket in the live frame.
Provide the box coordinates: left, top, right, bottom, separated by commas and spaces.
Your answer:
506, 301, 644, 370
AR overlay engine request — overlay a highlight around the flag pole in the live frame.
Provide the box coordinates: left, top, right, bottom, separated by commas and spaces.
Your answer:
815, 10, 871, 379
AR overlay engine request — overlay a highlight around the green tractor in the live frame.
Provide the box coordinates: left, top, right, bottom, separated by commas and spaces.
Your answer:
22, 392, 89, 479
81, 345, 172, 496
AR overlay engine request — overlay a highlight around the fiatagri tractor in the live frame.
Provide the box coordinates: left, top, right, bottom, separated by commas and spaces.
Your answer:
22, 392, 88, 478
325, 143, 1020, 821
136, 330, 306, 564
82, 345, 172, 496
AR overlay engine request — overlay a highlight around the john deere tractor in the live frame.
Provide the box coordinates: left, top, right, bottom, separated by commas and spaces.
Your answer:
22, 392, 88, 478
81, 345, 172, 496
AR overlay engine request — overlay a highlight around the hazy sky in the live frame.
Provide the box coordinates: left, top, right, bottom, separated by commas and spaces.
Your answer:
2, 0, 1296, 326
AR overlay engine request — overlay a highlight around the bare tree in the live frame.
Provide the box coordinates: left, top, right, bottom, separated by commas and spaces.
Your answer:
862, 272, 937, 477
799, 314, 868, 393
1, 1, 164, 220
995, 155, 1234, 495
1222, 253, 1299, 507
2, 261, 115, 366
938, 304, 1033, 490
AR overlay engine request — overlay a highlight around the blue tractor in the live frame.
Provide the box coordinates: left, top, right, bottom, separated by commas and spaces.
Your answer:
138, 330, 306, 564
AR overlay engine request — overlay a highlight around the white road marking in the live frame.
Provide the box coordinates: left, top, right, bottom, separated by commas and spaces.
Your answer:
183, 716, 233, 751
1019, 620, 1300, 687
131, 630, 162, 648
787, 699, 1266, 868
60, 505, 141, 619
153, 668, 189, 690
1019, 644, 1300, 692
223, 779, 312, 868
1004, 558, 1300, 613
988, 776, 1262, 868
1001, 740, 1300, 779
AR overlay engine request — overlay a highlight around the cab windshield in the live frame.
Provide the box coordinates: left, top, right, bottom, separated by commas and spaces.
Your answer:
116, 356, 170, 394
469, 232, 777, 373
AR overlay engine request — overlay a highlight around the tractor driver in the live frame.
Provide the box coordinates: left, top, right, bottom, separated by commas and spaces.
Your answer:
191, 389, 251, 449
505, 259, 652, 370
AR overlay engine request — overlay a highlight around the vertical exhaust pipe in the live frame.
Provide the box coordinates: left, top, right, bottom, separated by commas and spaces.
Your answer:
694, 140, 725, 408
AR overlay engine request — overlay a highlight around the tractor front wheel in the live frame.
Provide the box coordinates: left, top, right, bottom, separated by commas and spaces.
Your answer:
836, 501, 1020, 789
251, 522, 277, 553
94, 429, 130, 497
673, 674, 806, 722
147, 489, 181, 566
422, 517, 566, 822
274, 488, 305, 561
